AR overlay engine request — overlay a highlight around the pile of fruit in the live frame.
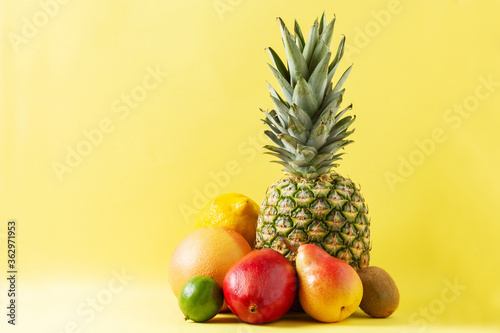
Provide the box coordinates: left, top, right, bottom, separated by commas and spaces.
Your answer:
168, 13, 399, 324
169, 194, 399, 324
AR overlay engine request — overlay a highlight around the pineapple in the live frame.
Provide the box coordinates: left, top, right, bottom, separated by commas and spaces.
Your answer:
255, 13, 371, 271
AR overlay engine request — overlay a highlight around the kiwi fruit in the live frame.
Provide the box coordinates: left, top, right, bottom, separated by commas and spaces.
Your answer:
357, 266, 399, 318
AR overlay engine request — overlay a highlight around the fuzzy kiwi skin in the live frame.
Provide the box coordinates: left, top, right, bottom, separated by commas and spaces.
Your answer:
357, 266, 400, 318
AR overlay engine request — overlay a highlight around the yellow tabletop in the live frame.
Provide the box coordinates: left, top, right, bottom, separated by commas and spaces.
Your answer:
3, 279, 498, 332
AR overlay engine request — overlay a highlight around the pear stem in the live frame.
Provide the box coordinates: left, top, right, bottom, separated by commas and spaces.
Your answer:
280, 237, 298, 254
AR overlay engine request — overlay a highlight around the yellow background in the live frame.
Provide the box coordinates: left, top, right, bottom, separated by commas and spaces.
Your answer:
1, 0, 499, 332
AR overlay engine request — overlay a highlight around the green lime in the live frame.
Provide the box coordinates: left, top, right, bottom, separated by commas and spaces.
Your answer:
178, 276, 224, 322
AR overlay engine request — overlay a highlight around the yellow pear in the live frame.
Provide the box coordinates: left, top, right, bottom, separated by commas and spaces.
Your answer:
296, 244, 363, 322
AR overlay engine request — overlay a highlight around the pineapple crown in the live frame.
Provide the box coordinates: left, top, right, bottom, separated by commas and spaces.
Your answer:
262, 13, 355, 179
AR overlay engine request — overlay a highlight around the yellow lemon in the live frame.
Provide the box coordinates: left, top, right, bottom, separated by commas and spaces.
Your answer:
195, 193, 260, 247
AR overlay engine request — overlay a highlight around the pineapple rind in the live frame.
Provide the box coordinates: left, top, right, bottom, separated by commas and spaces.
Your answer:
256, 172, 371, 270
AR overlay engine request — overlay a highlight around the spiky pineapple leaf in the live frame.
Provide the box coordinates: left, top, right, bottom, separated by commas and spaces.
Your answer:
308, 51, 331, 102
264, 130, 283, 147
292, 76, 319, 117
316, 89, 344, 123
323, 129, 354, 147
318, 139, 353, 154
306, 120, 329, 149
270, 160, 290, 168
294, 20, 305, 48
262, 118, 282, 136
267, 82, 287, 106
331, 152, 345, 161
318, 12, 326, 34
326, 35, 346, 85
302, 22, 319, 66
309, 41, 328, 72
287, 115, 308, 142
295, 36, 304, 52
263, 145, 294, 159
289, 104, 312, 130
296, 144, 317, 161
278, 133, 301, 152
334, 104, 353, 122
264, 151, 293, 162
278, 18, 310, 85
309, 106, 344, 149
262, 109, 287, 133
320, 17, 335, 48
317, 166, 334, 174
290, 160, 310, 168
268, 64, 293, 104
332, 65, 352, 94
271, 96, 290, 127
306, 171, 320, 179
328, 115, 356, 140
329, 35, 345, 72
267, 47, 290, 82
317, 158, 339, 169
269, 109, 286, 127
320, 88, 344, 115
310, 153, 336, 165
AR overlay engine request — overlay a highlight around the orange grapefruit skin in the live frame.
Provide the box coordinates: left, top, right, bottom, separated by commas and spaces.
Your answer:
168, 226, 252, 311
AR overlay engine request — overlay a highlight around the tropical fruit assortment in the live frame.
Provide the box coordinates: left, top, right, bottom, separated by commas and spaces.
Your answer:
168, 13, 399, 324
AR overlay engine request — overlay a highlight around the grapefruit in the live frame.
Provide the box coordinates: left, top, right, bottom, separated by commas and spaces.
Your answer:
168, 226, 251, 311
